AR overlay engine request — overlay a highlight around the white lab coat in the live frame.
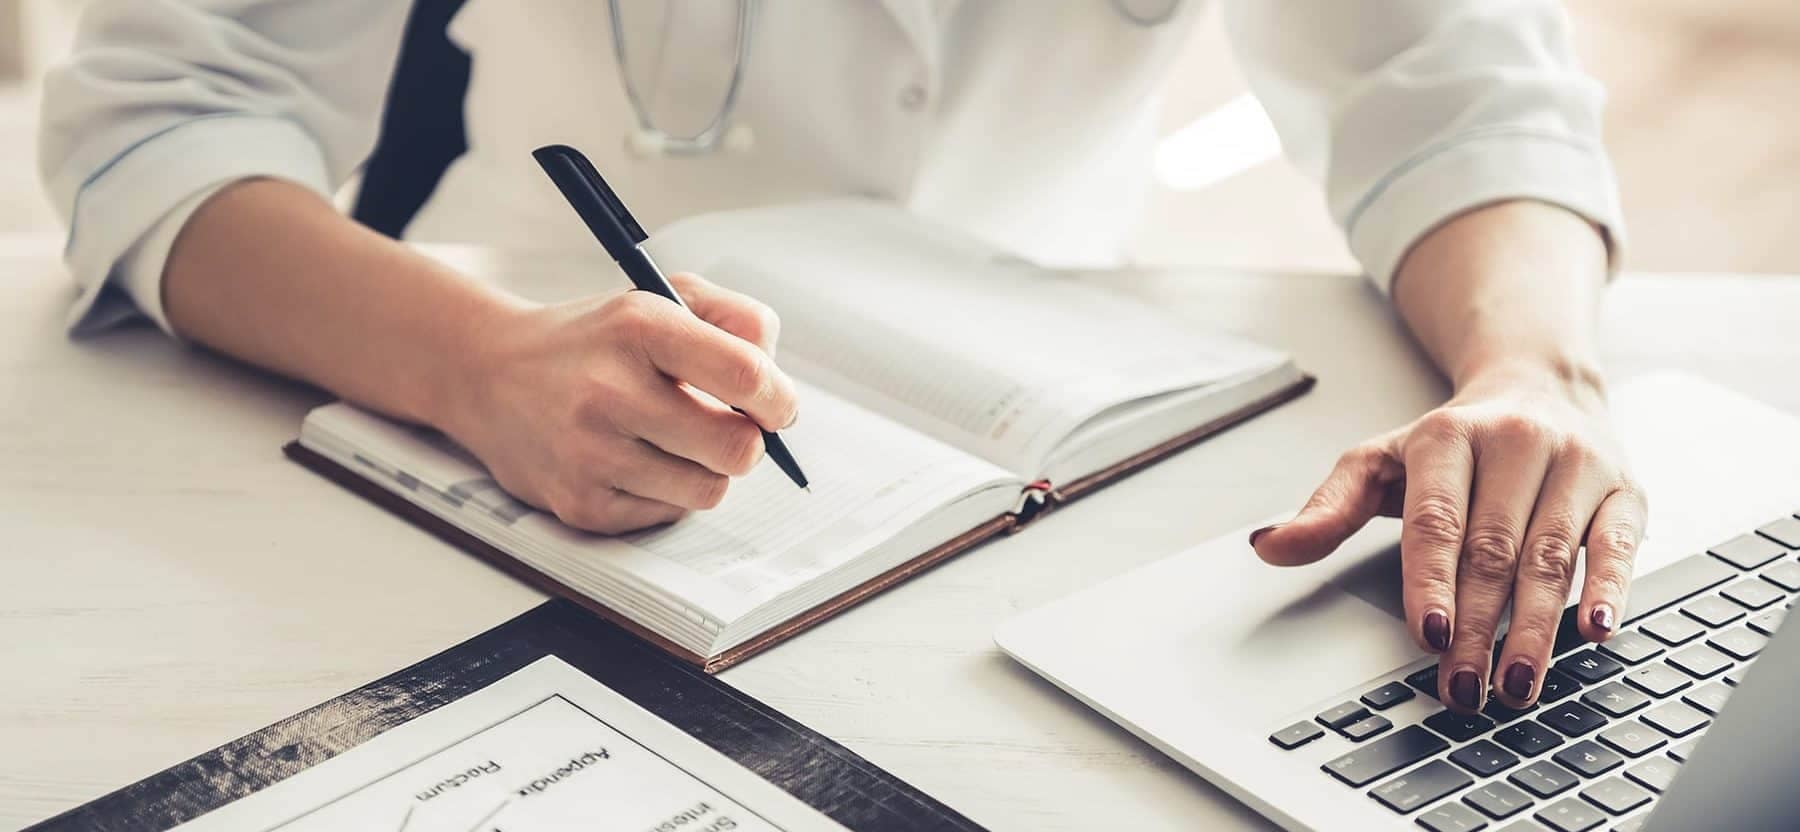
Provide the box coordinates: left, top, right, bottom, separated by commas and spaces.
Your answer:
38, 0, 1622, 335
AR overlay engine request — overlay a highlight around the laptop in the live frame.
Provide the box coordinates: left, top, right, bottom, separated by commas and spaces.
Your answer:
996, 373, 1800, 831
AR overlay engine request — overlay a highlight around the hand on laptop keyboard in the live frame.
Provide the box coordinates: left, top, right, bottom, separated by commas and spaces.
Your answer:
1249, 373, 1648, 714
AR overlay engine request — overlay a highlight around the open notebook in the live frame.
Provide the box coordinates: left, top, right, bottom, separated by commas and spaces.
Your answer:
289, 200, 1312, 671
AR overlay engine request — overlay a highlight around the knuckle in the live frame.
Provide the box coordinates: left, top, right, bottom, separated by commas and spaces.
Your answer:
1415, 409, 1466, 442
728, 349, 771, 399
1407, 494, 1466, 549
1486, 412, 1548, 445
1590, 523, 1641, 561
604, 293, 660, 341
1461, 528, 1521, 582
573, 376, 627, 424
747, 302, 781, 344
1521, 533, 1579, 586
691, 472, 731, 510
717, 422, 766, 476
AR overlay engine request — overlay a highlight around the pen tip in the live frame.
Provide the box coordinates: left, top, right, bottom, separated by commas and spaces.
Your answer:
803, 486, 813, 494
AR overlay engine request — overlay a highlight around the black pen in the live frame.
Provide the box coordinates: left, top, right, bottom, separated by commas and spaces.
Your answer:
532, 144, 810, 492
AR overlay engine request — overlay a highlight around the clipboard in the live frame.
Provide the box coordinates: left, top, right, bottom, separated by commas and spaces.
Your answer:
25, 600, 986, 832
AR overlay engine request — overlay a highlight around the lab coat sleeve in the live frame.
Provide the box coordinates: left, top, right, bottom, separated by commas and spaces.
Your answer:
37, 0, 415, 335
1222, 0, 1624, 295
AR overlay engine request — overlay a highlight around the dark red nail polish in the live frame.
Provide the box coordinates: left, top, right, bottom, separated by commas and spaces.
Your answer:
1423, 610, 1451, 652
1450, 669, 1482, 711
1248, 524, 1281, 547
1591, 605, 1615, 634
1503, 661, 1535, 701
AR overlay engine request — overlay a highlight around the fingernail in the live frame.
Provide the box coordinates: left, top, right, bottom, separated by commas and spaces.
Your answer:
1591, 604, 1615, 634
1503, 660, 1536, 701
1423, 610, 1452, 652
1247, 524, 1281, 547
1450, 669, 1482, 711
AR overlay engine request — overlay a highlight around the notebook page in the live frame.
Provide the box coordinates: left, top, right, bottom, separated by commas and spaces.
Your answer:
300, 380, 1019, 636
649, 200, 1289, 476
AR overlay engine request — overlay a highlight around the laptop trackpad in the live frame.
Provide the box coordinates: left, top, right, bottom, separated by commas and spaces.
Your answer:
1328, 539, 1407, 624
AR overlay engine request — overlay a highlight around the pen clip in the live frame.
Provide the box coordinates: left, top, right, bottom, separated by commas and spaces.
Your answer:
532, 144, 647, 261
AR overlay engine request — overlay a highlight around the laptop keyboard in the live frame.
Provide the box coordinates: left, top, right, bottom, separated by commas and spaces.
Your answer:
1269, 512, 1800, 832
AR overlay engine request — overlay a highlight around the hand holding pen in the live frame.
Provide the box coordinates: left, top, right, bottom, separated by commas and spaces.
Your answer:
532, 143, 809, 491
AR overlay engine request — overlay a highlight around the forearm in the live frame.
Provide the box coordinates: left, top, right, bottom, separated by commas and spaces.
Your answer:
1391, 200, 1611, 397
163, 178, 522, 429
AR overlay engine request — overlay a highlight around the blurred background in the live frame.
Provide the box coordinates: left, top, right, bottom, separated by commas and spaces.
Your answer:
2, 0, 1796, 275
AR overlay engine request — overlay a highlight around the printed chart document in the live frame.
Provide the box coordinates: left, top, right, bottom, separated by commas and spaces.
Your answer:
170, 657, 847, 832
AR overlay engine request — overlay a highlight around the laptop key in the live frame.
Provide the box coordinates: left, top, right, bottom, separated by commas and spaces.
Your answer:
1746, 607, 1786, 636
1425, 709, 1497, 742
1343, 714, 1394, 742
1537, 668, 1582, 703
1681, 681, 1731, 716
1370, 759, 1472, 814
1612, 815, 1648, 832
1318, 701, 1371, 730
1621, 662, 1691, 698
1485, 698, 1537, 724
1755, 515, 1800, 548
1624, 757, 1679, 792
1536, 796, 1606, 831
1362, 680, 1416, 710
1596, 631, 1663, 666
1706, 626, 1768, 660
1680, 595, 1745, 628
1638, 614, 1704, 647
1408, 664, 1442, 697
1596, 721, 1666, 757
1496, 720, 1566, 757
1417, 801, 1490, 832
1555, 650, 1623, 685
1708, 532, 1788, 569
1464, 780, 1534, 820
1511, 760, 1580, 798
1761, 559, 1800, 592
1667, 737, 1702, 762
1642, 701, 1709, 738
1580, 682, 1650, 718
1579, 776, 1652, 815
1721, 577, 1784, 610
1450, 739, 1520, 777
1323, 724, 1450, 787
1666, 643, 1732, 679
1622, 553, 1735, 625
1538, 701, 1608, 737
1723, 665, 1746, 686
1552, 740, 1623, 778
1270, 720, 1325, 749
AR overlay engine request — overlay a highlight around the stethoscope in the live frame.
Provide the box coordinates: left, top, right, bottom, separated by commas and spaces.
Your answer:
609, 0, 1182, 158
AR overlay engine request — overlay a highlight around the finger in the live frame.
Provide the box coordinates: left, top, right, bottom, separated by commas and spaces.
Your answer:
1439, 421, 1554, 713
669, 272, 782, 355
609, 376, 768, 477
630, 296, 799, 430
1397, 415, 1474, 662
556, 489, 687, 535
604, 438, 735, 511
1493, 450, 1611, 707
1578, 483, 1647, 643
1252, 433, 1404, 567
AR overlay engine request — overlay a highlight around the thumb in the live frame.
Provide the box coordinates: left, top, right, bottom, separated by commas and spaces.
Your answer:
669, 272, 781, 356
1252, 436, 1404, 567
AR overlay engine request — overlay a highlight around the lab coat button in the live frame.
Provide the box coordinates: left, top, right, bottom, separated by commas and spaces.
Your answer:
898, 83, 928, 111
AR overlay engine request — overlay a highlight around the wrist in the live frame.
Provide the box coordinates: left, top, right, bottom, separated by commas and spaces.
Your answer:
1455, 352, 1608, 409
420, 286, 537, 440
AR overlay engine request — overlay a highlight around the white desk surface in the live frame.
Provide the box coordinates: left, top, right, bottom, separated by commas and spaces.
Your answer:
3, 232, 1797, 831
